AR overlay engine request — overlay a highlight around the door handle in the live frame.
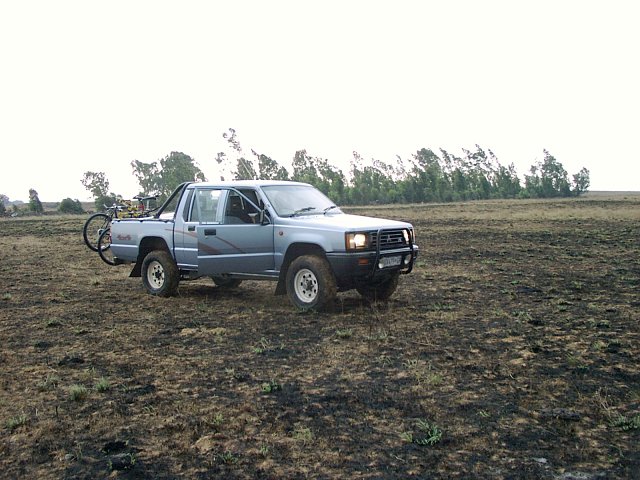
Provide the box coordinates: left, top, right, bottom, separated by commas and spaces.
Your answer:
204, 228, 217, 236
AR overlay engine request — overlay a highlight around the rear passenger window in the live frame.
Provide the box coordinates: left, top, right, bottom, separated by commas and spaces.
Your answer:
182, 189, 194, 222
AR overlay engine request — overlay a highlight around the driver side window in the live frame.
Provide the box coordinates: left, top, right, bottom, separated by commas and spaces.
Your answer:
223, 189, 262, 224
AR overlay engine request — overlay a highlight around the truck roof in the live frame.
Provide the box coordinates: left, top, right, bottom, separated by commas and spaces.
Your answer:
185, 180, 311, 189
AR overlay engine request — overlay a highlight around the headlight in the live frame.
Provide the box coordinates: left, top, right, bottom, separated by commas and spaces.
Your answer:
345, 232, 369, 250
403, 229, 410, 244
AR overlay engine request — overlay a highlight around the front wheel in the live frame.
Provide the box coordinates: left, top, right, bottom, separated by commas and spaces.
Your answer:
97, 228, 116, 266
141, 250, 179, 297
286, 255, 337, 311
83, 213, 111, 252
356, 273, 400, 302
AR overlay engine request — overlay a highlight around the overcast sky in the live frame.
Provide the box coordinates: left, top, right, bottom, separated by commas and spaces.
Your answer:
1, 0, 638, 202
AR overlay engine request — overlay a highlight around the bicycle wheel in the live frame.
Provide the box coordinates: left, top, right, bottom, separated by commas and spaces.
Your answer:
97, 228, 116, 266
83, 213, 111, 252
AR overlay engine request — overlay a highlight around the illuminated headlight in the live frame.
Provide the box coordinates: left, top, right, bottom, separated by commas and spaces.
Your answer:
346, 232, 369, 250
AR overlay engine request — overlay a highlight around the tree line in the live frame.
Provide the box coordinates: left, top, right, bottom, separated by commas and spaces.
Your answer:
0, 189, 84, 216
0, 128, 591, 216
80, 128, 590, 211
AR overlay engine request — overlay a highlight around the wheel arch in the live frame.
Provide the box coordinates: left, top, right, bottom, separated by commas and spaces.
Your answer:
129, 236, 171, 277
275, 242, 329, 295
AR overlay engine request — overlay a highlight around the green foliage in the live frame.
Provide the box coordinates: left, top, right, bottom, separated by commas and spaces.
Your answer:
6, 413, 28, 431
335, 328, 354, 339
402, 419, 443, 446
0, 194, 7, 215
94, 377, 111, 392
261, 379, 282, 393
81, 172, 118, 210
81, 171, 110, 198
610, 414, 640, 431
28, 188, 43, 214
292, 150, 347, 203
69, 384, 89, 401
524, 150, 571, 198
118, 127, 592, 207
131, 151, 206, 199
254, 151, 289, 180
572, 167, 590, 196
58, 198, 84, 214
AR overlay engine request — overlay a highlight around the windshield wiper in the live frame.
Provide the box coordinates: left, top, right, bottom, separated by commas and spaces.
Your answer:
290, 206, 316, 217
323, 205, 338, 214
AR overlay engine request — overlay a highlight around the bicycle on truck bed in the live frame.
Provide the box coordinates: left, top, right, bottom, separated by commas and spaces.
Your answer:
82, 195, 158, 253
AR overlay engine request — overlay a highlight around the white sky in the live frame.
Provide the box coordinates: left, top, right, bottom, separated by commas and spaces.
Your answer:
1, 0, 638, 202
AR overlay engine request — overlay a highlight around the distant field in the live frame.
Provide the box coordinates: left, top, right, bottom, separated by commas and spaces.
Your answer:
1, 196, 638, 479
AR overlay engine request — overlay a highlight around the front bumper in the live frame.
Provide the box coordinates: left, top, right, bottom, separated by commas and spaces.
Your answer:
326, 243, 419, 283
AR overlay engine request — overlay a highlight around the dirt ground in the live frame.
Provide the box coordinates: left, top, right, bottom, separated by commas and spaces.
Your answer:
1, 194, 639, 479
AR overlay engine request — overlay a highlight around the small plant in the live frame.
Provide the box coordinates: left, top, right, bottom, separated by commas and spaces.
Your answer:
6, 413, 28, 431
426, 372, 444, 386
414, 419, 442, 446
94, 377, 110, 392
377, 354, 392, 367
252, 337, 272, 354
37, 374, 60, 391
513, 310, 532, 322
259, 444, 270, 457
45, 318, 63, 328
69, 384, 89, 401
216, 451, 238, 465
366, 329, 390, 342
610, 414, 640, 431
292, 425, 313, 445
477, 409, 491, 418
400, 431, 414, 443
207, 412, 224, 430
1, 293, 12, 301
335, 328, 353, 339
261, 380, 282, 394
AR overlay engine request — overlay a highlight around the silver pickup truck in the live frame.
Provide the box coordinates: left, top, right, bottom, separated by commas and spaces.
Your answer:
109, 180, 418, 310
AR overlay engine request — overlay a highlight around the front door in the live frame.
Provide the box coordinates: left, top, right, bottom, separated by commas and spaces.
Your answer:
195, 188, 274, 275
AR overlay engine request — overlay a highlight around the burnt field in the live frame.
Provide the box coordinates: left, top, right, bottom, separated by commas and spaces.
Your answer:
1, 195, 639, 479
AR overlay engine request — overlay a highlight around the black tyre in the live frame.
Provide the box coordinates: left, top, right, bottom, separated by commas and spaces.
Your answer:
286, 255, 337, 311
83, 213, 111, 252
97, 228, 116, 266
141, 250, 179, 297
211, 276, 243, 288
356, 273, 400, 302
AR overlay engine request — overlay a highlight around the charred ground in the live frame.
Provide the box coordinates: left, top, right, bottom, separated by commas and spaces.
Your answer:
1, 195, 639, 479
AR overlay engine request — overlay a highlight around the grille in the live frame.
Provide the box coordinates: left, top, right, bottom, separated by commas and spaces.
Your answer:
371, 229, 407, 250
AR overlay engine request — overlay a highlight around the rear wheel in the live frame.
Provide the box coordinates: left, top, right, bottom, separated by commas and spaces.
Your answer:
141, 250, 179, 297
286, 255, 337, 311
97, 228, 116, 266
82, 213, 110, 252
356, 273, 400, 302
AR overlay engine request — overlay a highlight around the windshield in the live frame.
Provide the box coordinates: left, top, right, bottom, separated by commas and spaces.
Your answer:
261, 185, 342, 217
